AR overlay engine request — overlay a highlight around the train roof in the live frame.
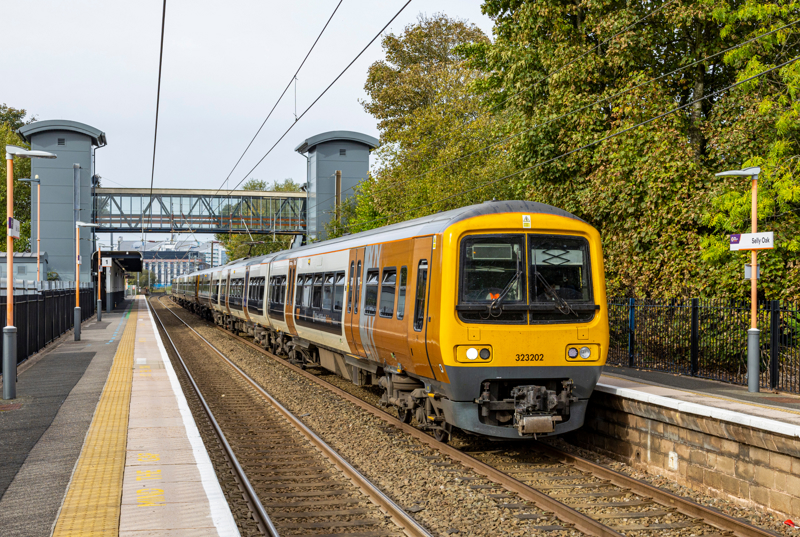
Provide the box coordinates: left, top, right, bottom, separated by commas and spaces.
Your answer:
271, 200, 584, 261
181, 201, 586, 275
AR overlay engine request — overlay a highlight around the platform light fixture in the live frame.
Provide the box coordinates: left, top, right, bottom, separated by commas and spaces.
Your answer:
17, 176, 41, 281
715, 166, 761, 392
4, 146, 56, 400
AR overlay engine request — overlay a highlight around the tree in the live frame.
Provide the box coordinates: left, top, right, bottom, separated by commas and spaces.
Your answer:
330, 14, 515, 237
132, 270, 157, 288
1, 104, 37, 252
458, 0, 799, 299
216, 178, 302, 260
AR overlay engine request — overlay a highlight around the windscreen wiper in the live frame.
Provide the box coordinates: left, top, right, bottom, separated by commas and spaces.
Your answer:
483, 257, 523, 319
533, 270, 577, 316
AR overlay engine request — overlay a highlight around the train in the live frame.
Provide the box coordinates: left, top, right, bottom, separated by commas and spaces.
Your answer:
172, 200, 609, 442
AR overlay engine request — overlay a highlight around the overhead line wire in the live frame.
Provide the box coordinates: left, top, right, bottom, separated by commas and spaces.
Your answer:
317, 18, 800, 212
220, 0, 343, 188
337, 56, 800, 235
143, 0, 168, 270
215, 0, 413, 198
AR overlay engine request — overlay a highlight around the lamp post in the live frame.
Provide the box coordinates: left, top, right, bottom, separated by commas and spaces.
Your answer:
74, 221, 99, 341
17, 176, 41, 281
97, 245, 103, 322
4, 146, 56, 400
716, 166, 762, 392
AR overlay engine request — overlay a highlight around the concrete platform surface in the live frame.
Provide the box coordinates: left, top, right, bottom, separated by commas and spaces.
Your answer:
0, 296, 238, 536
601, 365, 800, 438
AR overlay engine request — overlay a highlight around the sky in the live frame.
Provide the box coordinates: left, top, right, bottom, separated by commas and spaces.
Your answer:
4, 0, 495, 246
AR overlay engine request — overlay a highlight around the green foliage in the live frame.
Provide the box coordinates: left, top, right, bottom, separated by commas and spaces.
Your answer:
132, 269, 157, 288
216, 178, 302, 260
1, 104, 37, 252
459, 0, 799, 300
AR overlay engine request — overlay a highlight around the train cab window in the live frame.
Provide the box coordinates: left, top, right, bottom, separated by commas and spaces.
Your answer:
397, 266, 407, 320
363, 269, 379, 316
322, 274, 334, 310
413, 261, 428, 331
312, 275, 323, 308
347, 262, 354, 313
379, 268, 396, 318
529, 235, 593, 323
333, 273, 345, 311
459, 235, 527, 324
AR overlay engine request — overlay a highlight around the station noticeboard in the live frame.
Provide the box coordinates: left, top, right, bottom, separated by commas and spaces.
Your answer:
6, 217, 20, 239
730, 232, 774, 251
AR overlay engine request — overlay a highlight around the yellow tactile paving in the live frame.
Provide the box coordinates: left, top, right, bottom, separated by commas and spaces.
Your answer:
52, 301, 139, 537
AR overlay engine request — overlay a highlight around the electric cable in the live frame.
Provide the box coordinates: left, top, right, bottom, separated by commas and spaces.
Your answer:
220, 0, 343, 189
215, 0, 413, 197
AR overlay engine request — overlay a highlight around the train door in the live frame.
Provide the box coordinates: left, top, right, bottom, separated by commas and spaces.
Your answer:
284, 259, 297, 335
224, 272, 232, 315
407, 237, 435, 379
345, 247, 366, 357
243, 267, 251, 322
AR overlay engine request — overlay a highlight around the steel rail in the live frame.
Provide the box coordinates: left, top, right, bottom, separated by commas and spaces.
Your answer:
154, 297, 433, 537
163, 299, 623, 537
169, 297, 785, 537
148, 299, 279, 537
534, 442, 782, 537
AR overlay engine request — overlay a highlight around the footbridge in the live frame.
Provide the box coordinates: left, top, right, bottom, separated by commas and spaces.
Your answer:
92, 188, 307, 235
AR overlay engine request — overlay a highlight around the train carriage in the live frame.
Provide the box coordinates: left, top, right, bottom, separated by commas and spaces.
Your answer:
172, 201, 609, 442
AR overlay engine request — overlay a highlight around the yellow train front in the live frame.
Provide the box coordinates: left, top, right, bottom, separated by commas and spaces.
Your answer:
419, 201, 609, 440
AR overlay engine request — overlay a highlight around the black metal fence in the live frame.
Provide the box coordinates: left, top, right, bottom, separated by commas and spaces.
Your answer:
0, 282, 96, 375
608, 297, 800, 393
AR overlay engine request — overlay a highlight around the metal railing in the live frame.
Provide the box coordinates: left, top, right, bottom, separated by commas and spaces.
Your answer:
608, 297, 800, 393
0, 281, 96, 374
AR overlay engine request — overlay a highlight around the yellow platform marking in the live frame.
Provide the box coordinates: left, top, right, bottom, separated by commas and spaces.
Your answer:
53, 303, 138, 537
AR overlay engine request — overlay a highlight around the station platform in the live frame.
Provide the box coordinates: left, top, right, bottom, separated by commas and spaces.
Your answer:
0, 296, 238, 537
599, 365, 800, 437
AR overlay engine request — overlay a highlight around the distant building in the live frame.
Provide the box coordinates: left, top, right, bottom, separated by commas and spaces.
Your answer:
112, 239, 220, 287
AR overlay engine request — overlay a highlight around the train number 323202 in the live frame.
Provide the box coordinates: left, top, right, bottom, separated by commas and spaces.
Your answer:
515, 353, 544, 362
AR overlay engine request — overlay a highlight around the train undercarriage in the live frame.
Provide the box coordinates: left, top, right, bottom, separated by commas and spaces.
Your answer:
172, 296, 582, 443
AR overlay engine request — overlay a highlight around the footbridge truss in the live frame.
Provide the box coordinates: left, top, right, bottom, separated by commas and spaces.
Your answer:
92, 188, 307, 235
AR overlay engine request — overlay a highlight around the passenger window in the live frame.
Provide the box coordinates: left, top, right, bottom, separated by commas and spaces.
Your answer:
355, 261, 362, 314
397, 266, 407, 320
322, 274, 334, 310
363, 269, 379, 316
295, 274, 303, 305
312, 274, 323, 308
303, 276, 312, 307
379, 269, 396, 318
334, 273, 345, 311
280, 276, 287, 305
413, 260, 428, 332
347, 262, 354, 313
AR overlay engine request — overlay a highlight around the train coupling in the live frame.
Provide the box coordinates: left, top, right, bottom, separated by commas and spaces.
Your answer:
510, 380, 577, 435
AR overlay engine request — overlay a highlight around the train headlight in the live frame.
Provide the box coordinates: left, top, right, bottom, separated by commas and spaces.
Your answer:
466, 347, 479, 360
579, 346, 591, 359
479, 348, 491, 360
568, 348, 578, 359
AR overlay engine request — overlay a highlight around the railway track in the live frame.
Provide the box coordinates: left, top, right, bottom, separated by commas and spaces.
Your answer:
161, 296, 782, 537
149, 297, 432, 537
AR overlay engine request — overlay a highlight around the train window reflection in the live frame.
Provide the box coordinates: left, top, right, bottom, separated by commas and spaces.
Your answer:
364, 269, 380, 316
379, 268, 396, 318
312, 275, 323, 308
529, 235, 593, 322
397, 266, 407, 320
459, 235, 526, 324
413, 261, 428, 332
322, 274, 335, 310
333, 273, 345, 311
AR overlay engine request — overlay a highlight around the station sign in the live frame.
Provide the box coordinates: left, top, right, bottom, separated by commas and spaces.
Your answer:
730, 232, 774, 251
101, 258, 113, 268
6, 217, 20, 239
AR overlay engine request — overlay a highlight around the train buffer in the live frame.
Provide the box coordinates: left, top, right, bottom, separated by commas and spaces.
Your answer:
0, 296, 238, 536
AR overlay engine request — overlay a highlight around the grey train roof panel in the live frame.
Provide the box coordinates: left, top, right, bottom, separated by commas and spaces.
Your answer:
294, 130, 380, 154
18, 119, 107, 147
